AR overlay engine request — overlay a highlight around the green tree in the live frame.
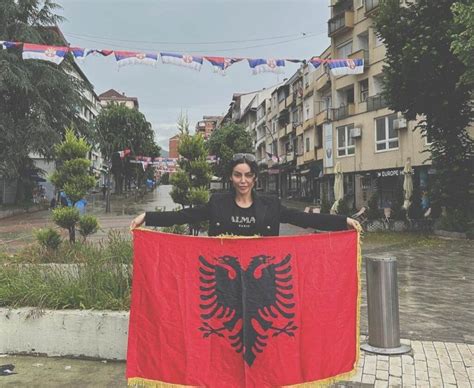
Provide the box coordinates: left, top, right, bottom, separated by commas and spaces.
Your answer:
170, 114, 212, 235
94, 103, 160, 195
375, 0, 473, 231
0, 0, 91, 202
51, 129, 97, 242
451, 1, 474, 88
207, 123, 253, 184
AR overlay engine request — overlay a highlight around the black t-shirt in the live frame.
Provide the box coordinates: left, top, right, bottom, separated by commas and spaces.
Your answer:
228, 201, 257, 236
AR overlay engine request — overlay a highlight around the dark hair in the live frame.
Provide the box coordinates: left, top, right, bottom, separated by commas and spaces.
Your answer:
228, 156, 259, 180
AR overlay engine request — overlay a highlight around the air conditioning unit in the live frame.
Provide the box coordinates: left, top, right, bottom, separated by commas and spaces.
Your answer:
393, 118, 407, 130
350, 127, 362, 138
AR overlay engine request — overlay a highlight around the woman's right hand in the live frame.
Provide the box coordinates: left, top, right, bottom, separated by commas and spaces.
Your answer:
131, 213, 146, 230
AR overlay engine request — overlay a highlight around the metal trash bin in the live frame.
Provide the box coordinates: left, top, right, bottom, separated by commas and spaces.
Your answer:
360, 256, 411, 355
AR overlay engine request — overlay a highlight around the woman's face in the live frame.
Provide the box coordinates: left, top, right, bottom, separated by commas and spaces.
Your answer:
230, 162, 256, 196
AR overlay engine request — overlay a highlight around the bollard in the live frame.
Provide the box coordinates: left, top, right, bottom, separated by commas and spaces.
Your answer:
360, 256, 411, 355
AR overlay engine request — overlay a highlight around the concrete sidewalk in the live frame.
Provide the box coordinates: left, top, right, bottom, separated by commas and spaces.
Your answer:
2, 338, 472, 387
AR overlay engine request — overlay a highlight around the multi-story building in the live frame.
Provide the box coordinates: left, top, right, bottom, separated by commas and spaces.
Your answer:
320, 0, 431, 209
168, 134, 180, 159
98, 89, 139, 110
195, 116, 223, 139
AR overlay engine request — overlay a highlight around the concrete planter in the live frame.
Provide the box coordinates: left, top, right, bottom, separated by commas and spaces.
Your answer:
0, 204, 45, 220
0, 308, 129, 360
434, 229, 467, 239
366, 220, 384, 232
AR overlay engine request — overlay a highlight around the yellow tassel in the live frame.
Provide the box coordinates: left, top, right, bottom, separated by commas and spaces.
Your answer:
128, 377, 200, 387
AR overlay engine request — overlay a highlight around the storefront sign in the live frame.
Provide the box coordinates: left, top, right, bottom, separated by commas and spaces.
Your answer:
323, 123, 333, 168
268, 168, 280, 175
376, 169, 403, 178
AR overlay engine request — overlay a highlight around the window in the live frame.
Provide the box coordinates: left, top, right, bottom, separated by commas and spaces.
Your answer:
315, 125, 323, 148
359, 79, 369, 102
337, 124, 355, 156
272, 120, 277, 133
337, 40, 353, 59
374, 31, 384, 47
375, 114, 399, 151
305, 137, 310, 153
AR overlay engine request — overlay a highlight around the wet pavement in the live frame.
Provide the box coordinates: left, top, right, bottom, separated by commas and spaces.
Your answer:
1, 185, 473, 387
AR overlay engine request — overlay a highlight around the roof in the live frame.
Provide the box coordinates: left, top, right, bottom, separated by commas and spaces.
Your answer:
98, 89, 139, 107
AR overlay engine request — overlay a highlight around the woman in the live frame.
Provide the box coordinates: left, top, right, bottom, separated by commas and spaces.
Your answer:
131, 153, 360, 234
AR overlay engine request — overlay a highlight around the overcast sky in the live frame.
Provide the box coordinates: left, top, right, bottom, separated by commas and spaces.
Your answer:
59, 0, 331, 150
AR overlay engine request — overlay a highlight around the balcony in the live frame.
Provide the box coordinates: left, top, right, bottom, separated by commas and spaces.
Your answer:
365, 0, 379, 16
315, 71, 331, 91
278, 126, 288, 139
286, 123, 293, 135
332, 103, 355, 120
285, 152, 295, 163
286, 93, 294, 106
303, 118, 316, 131
328, 11, 354, 37
349, 49, 370, 68
295, 123, 304, 136
367, 94, 387, 112
315, 109, 332, 126
303, 149, 317, 163
303, 80, 314, 97
278, 99, 286, 112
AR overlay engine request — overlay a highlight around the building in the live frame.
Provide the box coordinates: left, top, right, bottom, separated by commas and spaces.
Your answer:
98, 89, 139, 110
168, 134, 180, 159
223, 0, 473, 213
195, 116, 223, 139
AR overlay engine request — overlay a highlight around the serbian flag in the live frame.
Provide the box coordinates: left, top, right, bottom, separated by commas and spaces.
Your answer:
0, 41, 20, 50
114, 50, 159, 68
127, 230, 361, 387
309, 57, 324, 69
328, 58, 364, 76
69, 47, 92, 60
161, 52, 203, 71
205, 56, 242, 75
22, 43, 68, 65
248, 58, 285, 74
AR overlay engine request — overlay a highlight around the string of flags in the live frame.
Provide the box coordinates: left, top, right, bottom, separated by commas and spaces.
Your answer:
116, 149, 218, 172
0, 41, 364, 76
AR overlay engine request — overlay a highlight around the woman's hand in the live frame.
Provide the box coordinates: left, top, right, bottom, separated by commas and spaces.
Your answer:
346, 217, 361, 230
131, 213, 146, 230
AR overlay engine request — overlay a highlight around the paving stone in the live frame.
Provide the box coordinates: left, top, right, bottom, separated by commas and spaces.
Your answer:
402, 363, 415, 375
388, 376, 401, 387
361, 374, 375, 384
401, 354, 414, 365
374, 380, 388, 388
375, 370, 388, 381
401, 373, 415, 386
414, 370, 429, 382
389, 365, 401, 378
457, 344, 474, 367
377, 355, 389, 362
414, 360, 428, 372
446, 343, 463, 362
377, 360, 389, 371
429, 378, 444, 388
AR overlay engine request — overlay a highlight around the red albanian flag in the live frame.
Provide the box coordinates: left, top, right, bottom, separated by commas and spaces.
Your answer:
127, 230, 360, 387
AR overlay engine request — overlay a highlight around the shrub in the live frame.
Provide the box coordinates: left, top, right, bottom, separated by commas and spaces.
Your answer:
52, 206, 81, 243
367, 193, 382, 220
336, 198, 351, 216
78, 215, 99, 240
35, 228, 62, 250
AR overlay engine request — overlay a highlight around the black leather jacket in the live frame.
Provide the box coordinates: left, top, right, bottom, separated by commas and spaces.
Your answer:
145, 192, 347, 236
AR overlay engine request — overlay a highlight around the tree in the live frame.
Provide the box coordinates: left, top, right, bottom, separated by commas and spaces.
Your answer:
94, 103, 160, 195
451, 2, 474, 88
0, 0, 91, 202
207, 123, 254, 184
170, 114, 212, 235
375, 0, 473, 231
51, 129, 97, 242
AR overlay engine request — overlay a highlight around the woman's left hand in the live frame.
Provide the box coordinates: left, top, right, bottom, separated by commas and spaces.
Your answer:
346, 217, 361, 230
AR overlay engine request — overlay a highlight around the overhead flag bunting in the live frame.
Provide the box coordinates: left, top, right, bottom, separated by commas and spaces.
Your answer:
118, 148, 131, 159
327, 58, 364, 76
22, 43, 68, 65
266, 151, 279, 163
114, 50, 159, 68
161, 52, 204, 71
69, 47, 92, 60
204, 56, 242, 75
2, 40, 367, 77
248, 58, 285, 74
309, 57, 324, 69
